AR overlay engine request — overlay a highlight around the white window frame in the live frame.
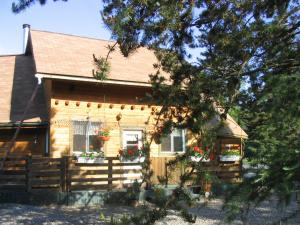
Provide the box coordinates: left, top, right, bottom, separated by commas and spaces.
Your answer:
72, 120, 101, 156
122, 130, 143, 149
160, 129, 186, 153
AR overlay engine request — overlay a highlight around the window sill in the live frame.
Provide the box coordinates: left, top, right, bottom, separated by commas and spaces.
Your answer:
157, 151, 185, 157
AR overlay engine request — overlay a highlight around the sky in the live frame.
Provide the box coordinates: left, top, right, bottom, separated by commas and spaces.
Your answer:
0, 0, 111, 55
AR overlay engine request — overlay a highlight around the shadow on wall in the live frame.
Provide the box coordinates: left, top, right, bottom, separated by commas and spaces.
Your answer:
10, 55, 47, 122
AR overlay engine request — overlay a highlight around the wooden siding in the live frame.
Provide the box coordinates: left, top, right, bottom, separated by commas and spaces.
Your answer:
49, 80, 160, 157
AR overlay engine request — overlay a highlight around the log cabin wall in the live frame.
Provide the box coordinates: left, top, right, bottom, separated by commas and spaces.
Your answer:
49, 80, 161, 157
49, 80, 243, 184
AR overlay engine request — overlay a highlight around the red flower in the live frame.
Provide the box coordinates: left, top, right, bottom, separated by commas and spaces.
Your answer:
128, 149, 134, 155
193, 147, 204, 154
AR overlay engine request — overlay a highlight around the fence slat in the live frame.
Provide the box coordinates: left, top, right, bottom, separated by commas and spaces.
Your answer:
25, 155, 32, 192
108, 158, 113, 190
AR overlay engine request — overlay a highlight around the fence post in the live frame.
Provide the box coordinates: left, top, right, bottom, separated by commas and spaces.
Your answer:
25, 154, 32, 192
165, 158, 168, 187
65, 156, 71, 192
60, 156, 67, 192
108, 158, 113, 191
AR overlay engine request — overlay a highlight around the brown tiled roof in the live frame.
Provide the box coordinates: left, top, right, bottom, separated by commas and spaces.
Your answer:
0, 55, 47, 123
30, 30, 164, 83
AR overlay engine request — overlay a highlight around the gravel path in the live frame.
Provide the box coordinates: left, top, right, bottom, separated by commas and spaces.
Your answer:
0, 198, 299, 225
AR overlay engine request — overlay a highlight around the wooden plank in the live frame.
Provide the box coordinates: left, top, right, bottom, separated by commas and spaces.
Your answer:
112, 169, 141, 174
74, 163, 109, 167
31, 179, 60, 186
30, 171, 61, 176
31, 158, 62, 162
70, 184, 109, 190
60, 156, 66, 191
217, 172, 240, 178
0, 184, 26, 190
113, 162, 142, 166
30, 164, 61, 170
0, 157, 27, 161
0, 177, 25, 182
1, 170, 25, 175
71, 177, 129, 182
26, 155, 32, 192
108, 158, 113, 190
31, 185, 60, 189
70, 169, 109, 175
3, 162, 26, 167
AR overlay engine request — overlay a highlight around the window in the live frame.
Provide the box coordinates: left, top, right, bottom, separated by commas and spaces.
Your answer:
161, 129, 186, 152
72, 120, 101, 154
122, 130, 143, 150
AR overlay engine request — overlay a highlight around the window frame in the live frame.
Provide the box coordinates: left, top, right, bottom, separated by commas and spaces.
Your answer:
72, 120, 102, 156
122, 129, 143, 150
160, 129, 186, 153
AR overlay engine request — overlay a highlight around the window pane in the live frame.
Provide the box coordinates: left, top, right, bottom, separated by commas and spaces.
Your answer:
73, 120, 101, 153
161, 136, 171, 152
173, 136, 183, 152
73, 134, 86, 152
88, 135, 101, 152
123, 131, 142, 149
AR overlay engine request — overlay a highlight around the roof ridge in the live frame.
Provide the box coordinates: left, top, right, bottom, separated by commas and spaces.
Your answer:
30, 29, 115, 43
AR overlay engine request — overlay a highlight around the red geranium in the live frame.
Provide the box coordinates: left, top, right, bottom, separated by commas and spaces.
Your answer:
127, 149, 134, 155
193, 146, 204, 154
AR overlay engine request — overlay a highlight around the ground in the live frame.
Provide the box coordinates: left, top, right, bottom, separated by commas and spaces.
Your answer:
0, 198, 299, 225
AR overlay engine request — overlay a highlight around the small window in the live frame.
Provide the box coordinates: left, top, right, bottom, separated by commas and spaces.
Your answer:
161, 129, 186, 153
122, 130, 143, 150
72, 120, 101, 154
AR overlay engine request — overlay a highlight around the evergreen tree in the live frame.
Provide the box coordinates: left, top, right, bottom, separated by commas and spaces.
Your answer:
12, 0, 300, 222
103, 0, 300, 221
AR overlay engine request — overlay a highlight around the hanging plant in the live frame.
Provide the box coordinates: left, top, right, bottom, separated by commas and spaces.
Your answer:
95, 128, 111, 141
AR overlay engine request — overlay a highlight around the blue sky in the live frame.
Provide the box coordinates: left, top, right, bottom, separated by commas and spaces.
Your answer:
0, 0, 111, 55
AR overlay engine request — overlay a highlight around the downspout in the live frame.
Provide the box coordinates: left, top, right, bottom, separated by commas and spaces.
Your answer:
0, 76, 43, 172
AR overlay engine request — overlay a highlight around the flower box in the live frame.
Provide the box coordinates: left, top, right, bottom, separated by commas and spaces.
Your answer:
77, 157, 104, 164
120, 156, 145, 163
219, 155, 241, 162
190, 156, 210, 162
98, 136, 110, 141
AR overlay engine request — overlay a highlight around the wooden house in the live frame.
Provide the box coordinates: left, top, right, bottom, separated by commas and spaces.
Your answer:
0, 25, 247, 186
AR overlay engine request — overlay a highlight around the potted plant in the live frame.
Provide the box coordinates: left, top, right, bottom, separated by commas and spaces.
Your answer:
96, 128, 110, 141
75, 151, 105, 163
190, 146, 210, 162
119, 146, 146, 163
219, 149, 241, 162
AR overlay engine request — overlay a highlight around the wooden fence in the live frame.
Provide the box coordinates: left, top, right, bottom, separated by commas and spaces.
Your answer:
0, 156, 241, 191
151, 157, 242, 185
0, 156, 143, 191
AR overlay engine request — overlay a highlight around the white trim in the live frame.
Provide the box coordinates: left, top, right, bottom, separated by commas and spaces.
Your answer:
122, 130, 143, 149
35, 73, 151, 87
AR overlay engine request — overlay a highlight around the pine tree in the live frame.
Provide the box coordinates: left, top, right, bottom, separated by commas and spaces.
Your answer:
12, 0, 300, 222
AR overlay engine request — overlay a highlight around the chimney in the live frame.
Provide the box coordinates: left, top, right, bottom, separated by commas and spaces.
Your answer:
23, 24, 30, 53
